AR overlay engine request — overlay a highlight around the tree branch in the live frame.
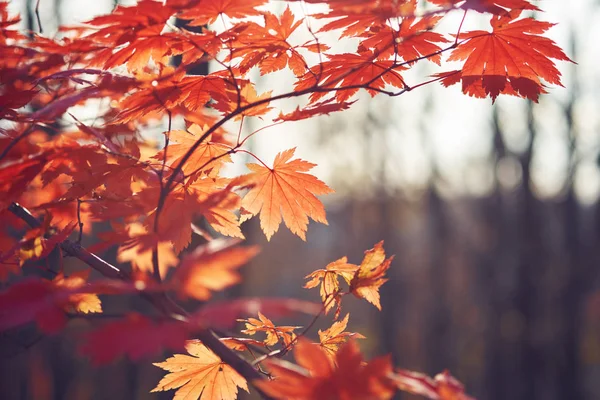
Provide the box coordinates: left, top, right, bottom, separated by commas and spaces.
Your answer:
7, 201, 275, 400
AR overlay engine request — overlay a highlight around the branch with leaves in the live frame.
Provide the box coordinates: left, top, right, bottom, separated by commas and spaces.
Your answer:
0, 0, 571, 399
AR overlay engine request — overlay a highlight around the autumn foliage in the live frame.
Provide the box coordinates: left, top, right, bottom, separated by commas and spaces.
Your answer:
0, 0, 570, 399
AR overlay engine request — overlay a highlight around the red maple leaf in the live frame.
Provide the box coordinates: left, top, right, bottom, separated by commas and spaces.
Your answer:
226, 7, 307, 76
176, 0, 268, 25
256, 338, 396, 400
295, 52, 406, 103
438, 12, 572, 102
80, 313, 189, 365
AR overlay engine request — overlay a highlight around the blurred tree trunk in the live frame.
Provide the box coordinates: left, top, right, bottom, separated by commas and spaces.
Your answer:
481, 105, 509, 400
423, 187, 451, 374
512, 101, 542, 400
557, 35, 583, 398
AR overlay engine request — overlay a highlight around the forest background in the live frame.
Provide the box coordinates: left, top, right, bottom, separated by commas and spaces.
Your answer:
1, 0, 600, 400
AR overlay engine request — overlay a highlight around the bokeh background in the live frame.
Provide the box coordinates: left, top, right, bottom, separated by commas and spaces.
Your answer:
2, 0, 600, 399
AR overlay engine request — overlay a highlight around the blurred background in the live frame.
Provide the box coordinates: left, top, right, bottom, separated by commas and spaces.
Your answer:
2, 0, 600, 399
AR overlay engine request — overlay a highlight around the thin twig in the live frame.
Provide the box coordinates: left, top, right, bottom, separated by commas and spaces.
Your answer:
76, 198, 83, 244
35, 0, 43, 34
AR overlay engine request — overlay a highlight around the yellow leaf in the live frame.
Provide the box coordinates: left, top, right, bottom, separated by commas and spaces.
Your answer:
318, 314, 365, 358
53, 271, 102, 314
349, 241, 393, 310
304, 257, 357, 314
173, 239, 259, 300
152, 340, 248, 400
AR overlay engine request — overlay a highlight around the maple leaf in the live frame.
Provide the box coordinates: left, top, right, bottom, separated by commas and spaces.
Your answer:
390, 369, 474, 400
143, 178, 244, 252
102, 33, 177, 71
308, 0, 418, 38
240, 148, 333, 241
226, 7, 307, 76
0, 278, 67, 333
152, 339, 249, 400
0, 3, 24, 43
219, 337, 267, 352
53, 271, 102, 314
358, 16, 449, 64
239, 311, 299, 347
172, 239, 259, 300
318, 313, 365, 359
17, 220, 77, 266
211, 82, 273, 119
349, 241, 393, 310
295, 52, 406, 103
304, 256, 358, 314
85, 0, 174, 38
80, 313, 189, 365
175, 0, 268, 25
0, 152, 54, 210
255, 338, 396, 400
441, 12, 572, 102
115, 222, 178, 278
113, 67, 185, 123
0, 89, 37, 120
152, 123, 233, 178
80, 1, 178, 70
178, 76, 232, 113
0, 273, 103, 333
195, 183, 247, 239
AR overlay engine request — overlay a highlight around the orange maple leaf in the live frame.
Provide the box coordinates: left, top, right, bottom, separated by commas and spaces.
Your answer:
318, 313, 365, 359
152, 123, 232, 178
211, 82, 273, 119
115, 222, 178, 278
255, 338, 396, 400
152, 339, 249, 400
304, 256, 358, 314
240, 148, 333, 241
440, 12, 572, 102
172, 239, 259, 300
349, 241, 393, 310
143, 178, 244, 253
240, 311, 299, 347
53, 271, 102, 314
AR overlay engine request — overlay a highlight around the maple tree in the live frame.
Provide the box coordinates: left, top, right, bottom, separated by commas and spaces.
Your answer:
0, 0, 571, 399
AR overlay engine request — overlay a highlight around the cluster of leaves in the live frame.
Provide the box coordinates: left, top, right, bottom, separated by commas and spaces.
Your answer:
0, 0, 570, 399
